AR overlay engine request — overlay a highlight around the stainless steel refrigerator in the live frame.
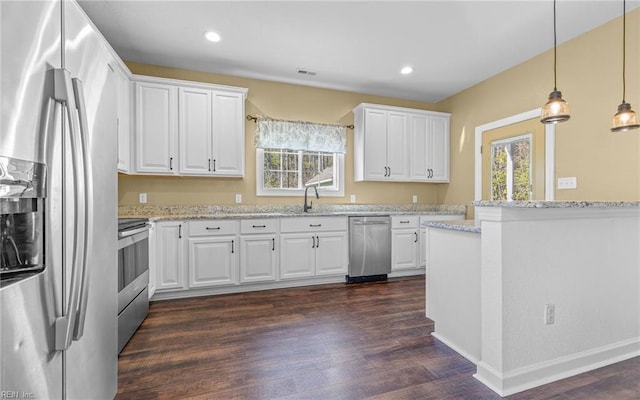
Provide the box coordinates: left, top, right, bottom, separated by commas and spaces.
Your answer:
1, 0, 118, 398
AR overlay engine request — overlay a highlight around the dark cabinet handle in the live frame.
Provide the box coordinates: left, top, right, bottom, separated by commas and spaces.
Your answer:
400, 220, 410, 224
213, 159, 216, 172
178, 224, 182, 239
206, 227, 221, 230
316, 235, 319, 248
309, 224, 322, 227
414, 232, 418, 243
388, 166, 391, 177
252, 225, 266, 228
208, 159, 212, 172
311, 236, 316, 248
231, 239, 234, 254
169, 157, 173, 170
272, 238, 275, 251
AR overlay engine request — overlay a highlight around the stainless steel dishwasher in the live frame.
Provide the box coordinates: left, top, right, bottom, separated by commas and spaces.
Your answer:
347, 216, 391, 283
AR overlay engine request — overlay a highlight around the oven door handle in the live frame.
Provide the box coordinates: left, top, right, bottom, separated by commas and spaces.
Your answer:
118, 224, 151, 238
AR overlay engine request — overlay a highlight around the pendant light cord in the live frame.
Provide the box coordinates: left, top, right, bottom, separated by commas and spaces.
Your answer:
553, 0, 557, 91
622, 0, 627, 102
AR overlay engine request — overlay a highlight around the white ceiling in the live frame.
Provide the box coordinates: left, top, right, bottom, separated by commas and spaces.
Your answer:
78, 0, 640, 103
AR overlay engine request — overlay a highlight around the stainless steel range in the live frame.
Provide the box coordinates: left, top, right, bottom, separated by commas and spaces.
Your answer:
117, 218, 150, 353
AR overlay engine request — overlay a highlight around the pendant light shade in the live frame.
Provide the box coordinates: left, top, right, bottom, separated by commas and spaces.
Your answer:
611, 102, 640, 132
611, 0, 639, 132
541, 0, 570, 124
541, 90, 570, 124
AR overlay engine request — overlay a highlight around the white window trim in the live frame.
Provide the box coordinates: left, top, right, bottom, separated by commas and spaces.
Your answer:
256, 149, 345, 197
475, 108, 555, 201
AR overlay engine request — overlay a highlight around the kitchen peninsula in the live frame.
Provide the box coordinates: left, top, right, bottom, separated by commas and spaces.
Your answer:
425, 201, 640, 397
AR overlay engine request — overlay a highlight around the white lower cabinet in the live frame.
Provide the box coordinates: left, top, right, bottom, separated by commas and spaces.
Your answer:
279, 217, 348, 280
154, 221, 187, 291
391, 216, 420, 271
240, 219, 278, 282
187, 220, 239, 288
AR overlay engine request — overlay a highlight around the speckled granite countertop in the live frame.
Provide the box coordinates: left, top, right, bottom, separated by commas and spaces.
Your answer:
472, 201, 640, 208
118, 204, 467, 221
422, 219, 481, 233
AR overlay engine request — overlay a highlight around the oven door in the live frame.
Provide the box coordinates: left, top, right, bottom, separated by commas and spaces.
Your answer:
117, 228, 149, 315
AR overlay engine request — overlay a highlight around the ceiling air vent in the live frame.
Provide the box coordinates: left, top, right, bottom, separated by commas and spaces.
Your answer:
297, 69, 317, 76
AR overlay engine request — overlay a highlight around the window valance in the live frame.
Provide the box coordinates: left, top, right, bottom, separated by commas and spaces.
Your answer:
254, 116, 347, 154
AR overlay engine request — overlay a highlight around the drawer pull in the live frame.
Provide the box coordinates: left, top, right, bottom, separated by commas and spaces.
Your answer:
272, 238, 275, 251
206, 227, 221, 230
231, 239, 234, 254
400, 220, 410, 224
252, 224, 266, 228
309, 224, 322, 227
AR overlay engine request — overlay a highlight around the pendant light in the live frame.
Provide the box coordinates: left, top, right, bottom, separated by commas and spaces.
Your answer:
541, 0, 570, 124
611, 0, 639, 132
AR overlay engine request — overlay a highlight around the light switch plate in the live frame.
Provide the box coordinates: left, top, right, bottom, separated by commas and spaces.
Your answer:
139, 193, 147, 204
557, 177, 577, 190
412, 195, 418, 204
350, 195, 356, 203
235, 194, 242, 204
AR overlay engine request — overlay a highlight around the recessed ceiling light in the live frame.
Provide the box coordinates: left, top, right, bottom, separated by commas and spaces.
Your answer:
400, 66, 413, 75
204, 31, 221, 43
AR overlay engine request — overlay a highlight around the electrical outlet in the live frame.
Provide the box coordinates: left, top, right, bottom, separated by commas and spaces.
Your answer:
350, 194, 356, 203
235, 194, 242, 204
139, 193, 147, 204
557, 177, 577, 190
544, 304, 555, 325
412, 195, 418, 204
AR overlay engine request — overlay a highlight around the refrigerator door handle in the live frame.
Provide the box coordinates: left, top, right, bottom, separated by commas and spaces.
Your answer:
71, 77, 93, 341
53, 69, 85, 351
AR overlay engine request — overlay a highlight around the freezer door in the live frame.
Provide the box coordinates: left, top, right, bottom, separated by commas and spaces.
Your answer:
62, 2, 118, 400
0, 0, 64, 398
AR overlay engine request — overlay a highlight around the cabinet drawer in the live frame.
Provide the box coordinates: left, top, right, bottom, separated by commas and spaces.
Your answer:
240, 219, 278, 234
280, 217, 347, 233
391, 215, 419, 229
189, 220, 238, 236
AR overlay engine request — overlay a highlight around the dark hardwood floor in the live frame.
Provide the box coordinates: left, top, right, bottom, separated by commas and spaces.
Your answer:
116, 276, 639, 399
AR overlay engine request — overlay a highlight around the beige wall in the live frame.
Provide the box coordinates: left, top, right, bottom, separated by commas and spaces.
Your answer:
437, 9, 639, 210
119, 63, 444, 206
120, 9, 639, 209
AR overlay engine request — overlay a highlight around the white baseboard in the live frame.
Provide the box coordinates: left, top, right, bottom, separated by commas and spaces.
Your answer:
431, 332, 480, 364
474, 337, 640, 397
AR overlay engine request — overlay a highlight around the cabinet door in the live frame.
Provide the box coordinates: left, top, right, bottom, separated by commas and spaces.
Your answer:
315, 232, 348, 275
362, 109, 388, 180
188, 236, 236, 287
179, 87, 212, 175
427, 116, 450, 182
115, 67, 131, 172
279, 234, 315, 279
391, 229, 418, 271
240, 235, 277, 282
386, 111, 409, 180
211, 91, 244, 176
409, 114, 428, 181
135, 82, 177, 173
155, 222, 186, 291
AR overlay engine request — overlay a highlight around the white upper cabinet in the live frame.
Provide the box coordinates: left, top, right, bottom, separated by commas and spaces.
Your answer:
135, 81, 178, 174
179, 87, 212, 175
409, 114, 450, 182
133, 75, 247, 177
354, 103, 450, 183
211, 91, 245, 176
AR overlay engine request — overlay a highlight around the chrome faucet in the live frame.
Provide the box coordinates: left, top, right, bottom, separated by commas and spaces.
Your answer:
303, 185, 319, 213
